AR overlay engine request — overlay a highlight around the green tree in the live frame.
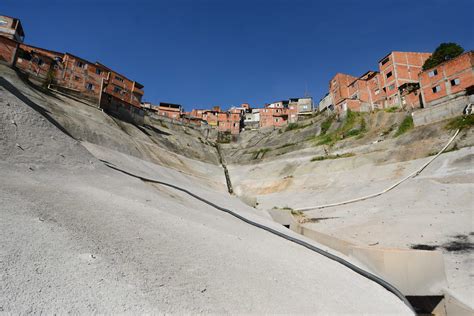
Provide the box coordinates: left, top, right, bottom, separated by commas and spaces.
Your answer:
423, 43, 465, 70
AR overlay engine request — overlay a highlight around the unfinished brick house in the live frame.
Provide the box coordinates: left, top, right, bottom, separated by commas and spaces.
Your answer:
260, 100, 290, 128
419, 51, 474, 107
155, 102, 182, 119
329, 73, 358, 113
202, 109, 219, 127
378, 51, 431, 109
0, 35, 19, 66
0, 15, 25, 42
346, 71, 386, 112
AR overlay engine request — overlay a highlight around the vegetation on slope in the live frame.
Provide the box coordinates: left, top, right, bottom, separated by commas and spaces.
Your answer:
446, 115, 474, 131
394, 115, 414, 137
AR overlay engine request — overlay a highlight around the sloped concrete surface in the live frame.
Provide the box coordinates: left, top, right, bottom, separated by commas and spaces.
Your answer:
0, 69, 413, 313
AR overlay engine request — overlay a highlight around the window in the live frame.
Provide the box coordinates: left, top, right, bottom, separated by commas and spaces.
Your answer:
381, 57, 390, 66
386, 71, 393, 79
428, 69, 438, 77
450, 78, 460, 86
432, 85, 441, 93
86, 83, 94, 90
115, 76, 124, 82
37, 59, 44, 66
389, 84, 395, 90
113, 86, 122, 93
76, 61, 85, 68
74, 75, 80, 81
96, 68, 102, 75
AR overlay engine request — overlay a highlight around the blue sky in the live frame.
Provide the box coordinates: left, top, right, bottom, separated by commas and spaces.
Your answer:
2, 0, 473, 111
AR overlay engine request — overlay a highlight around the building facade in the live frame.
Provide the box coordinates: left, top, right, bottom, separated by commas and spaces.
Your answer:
0, 15, 25, 42
378, 51, 431, 108
419, 51, 474, 107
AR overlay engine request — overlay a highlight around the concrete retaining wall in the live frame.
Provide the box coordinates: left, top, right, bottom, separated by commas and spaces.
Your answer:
412, 94, 473, 127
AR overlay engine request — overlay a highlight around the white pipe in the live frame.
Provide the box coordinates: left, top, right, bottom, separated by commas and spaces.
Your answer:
296, 129, 460, 212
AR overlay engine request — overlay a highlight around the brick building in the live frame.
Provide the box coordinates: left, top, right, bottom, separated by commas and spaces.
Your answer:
419, 51, 474, 107
260, 100, 290, 128
0, 15, 25, 42
345, 70, 386, 112
329, 73, 358, 112
155, 102, 182, 119
378, 51, 431, 108
0, 36, 19, 66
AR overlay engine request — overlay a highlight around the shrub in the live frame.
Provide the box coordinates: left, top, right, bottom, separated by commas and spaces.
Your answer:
311, 153, 355, 162
395, 115, 414, 137
320, 116, 334, 135
423, 43, 465, 71
445, 115, 474, 130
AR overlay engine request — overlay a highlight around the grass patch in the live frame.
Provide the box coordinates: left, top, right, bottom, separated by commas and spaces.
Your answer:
445, 115, 474, 130
276, 142, 296, 149
384, 106, 399, 113
310, 152, 355, 162
285, 122, 311, 132
251, 148, 271, 159
394, 115, 414, 137
320, 115, 335, 135
290, 210, 304, 216
312, 110, 367, 146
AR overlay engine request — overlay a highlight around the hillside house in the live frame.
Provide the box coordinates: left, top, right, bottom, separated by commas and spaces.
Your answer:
419, 51, 474, 107
156, 102, 182, 119
289, 97, 313, 114
378, 51, 431, 108
0, 15, 25, 42
260, 100, 290, 128
318, 93, 333, 113
329, 73, 358, 113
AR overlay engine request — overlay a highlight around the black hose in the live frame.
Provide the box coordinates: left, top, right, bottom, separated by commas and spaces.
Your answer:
102, 162, 415, 313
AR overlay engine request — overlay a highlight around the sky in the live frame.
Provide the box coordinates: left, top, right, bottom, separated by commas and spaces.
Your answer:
2, 0, 473, 111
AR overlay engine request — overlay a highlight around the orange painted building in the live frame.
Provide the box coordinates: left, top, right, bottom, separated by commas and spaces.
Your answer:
378, 51, 431, 108
419, 51, 474, 106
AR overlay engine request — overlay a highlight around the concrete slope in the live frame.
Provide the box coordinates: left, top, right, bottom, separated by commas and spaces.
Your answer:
227, 128, 474, 306
0, 72, 413, 313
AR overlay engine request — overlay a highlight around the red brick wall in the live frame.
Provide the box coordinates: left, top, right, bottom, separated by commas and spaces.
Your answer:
0, 36, 17, 65
420, 52, 474, 105
329, 73, 358, 106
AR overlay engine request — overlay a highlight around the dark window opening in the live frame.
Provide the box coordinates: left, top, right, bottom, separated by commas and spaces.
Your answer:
428, 69, 438, 77
381, 57, 390, 66
386, 71, 393, 79
96, 68, 102, 75
86, 83, 94, 90
432, 85, 441, 93
450, 78, 460, 86
115, 76, 124, 82
76, 61, 85, 68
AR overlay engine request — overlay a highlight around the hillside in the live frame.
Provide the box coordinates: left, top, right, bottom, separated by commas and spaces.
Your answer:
1, 63, 473, 313
0, 67, 416, 313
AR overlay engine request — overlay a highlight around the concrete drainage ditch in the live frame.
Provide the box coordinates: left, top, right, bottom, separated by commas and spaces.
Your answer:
267, 208, 473, 315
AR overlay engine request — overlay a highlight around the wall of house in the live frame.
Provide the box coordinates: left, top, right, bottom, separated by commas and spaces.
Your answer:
329, 73, 358, 106
0, 16, 21, 41
0, 36, 17, 65
419, 52, 474, 106
100, 93, 144, 125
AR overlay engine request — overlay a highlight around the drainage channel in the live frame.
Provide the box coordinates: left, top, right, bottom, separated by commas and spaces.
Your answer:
213, 143, 234, 194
